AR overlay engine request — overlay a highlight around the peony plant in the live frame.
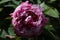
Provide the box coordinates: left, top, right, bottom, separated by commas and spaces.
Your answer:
10, 1, 48, 37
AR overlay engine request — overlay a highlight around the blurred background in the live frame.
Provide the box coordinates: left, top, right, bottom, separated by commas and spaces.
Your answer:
0, 0, 60, 40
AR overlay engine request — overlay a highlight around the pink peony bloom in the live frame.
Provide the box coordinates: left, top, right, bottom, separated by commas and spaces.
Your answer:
10, 1, 48, 37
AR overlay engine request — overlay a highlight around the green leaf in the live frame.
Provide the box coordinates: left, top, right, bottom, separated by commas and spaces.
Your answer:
40, 2, 59, 18
40, 2, 50, 11
37, 0, 41, 4
8, 24, 15, 36
44, 8, 59, 18
49, 0, 56, 3
4, 4, 16, 8
0, 30, 7, 38
12, 0, 21, 5
0, 0, 10, 4
0, 8, 3, 12
45, 25, 59, 39
5, 17, 11, 20
45, 25, 55, 31
15, 37, 21, 40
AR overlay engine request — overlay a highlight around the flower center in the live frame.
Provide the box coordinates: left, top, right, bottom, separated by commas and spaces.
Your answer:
19, 11, 38, 29
26, 11, 38, 22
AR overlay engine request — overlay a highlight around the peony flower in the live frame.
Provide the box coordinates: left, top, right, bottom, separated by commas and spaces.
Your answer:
10, 1, 48, 37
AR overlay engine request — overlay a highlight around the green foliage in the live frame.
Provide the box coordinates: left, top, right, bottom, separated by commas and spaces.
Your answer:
44, 8, 59, 18
40, 2, 50, 11
45, 25, 55, 31
0, 0, 10, 4
40, 2, 59, 18
8, 24, 15, 36
0, 0, 60, 40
